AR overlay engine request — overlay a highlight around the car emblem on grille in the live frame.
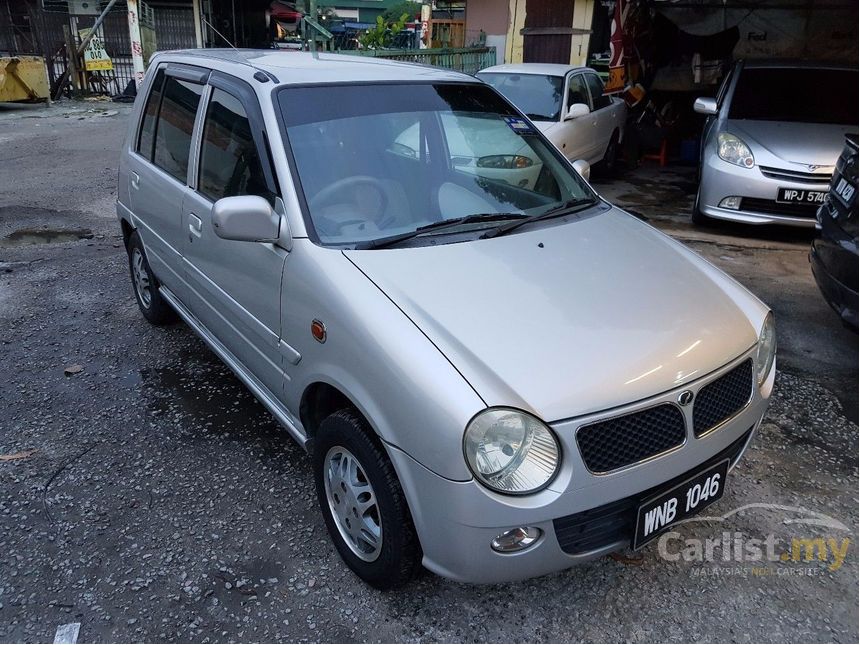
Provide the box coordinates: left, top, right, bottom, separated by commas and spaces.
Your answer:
807, 164, 823, 172
678, 390, 694, 406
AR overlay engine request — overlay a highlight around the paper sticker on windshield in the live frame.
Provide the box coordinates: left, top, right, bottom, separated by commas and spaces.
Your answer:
502, 115, 536, 135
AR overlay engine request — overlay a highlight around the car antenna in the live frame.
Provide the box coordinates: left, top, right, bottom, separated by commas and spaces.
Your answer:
201, 16, 238, 50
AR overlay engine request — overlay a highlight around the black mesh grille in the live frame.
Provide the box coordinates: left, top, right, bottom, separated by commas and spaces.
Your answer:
576, 404, 686, 473
554, 428, 753, 555
693, 359, 753, 437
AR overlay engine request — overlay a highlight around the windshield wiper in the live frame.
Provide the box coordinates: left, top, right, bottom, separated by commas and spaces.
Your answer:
354, 213, 528, 250
479, 198, 596, 240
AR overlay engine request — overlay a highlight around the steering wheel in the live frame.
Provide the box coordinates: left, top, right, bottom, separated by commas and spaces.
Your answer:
309, 175, 391, 234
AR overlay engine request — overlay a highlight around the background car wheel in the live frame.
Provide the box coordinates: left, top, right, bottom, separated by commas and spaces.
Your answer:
127, 230, 176, 325
600, 131, 620, 175
313, 408, 421, 589
691, 190, 713, 227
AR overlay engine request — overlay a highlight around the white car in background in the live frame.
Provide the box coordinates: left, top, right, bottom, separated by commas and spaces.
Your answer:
391, 113, 544, 191
478, 63, 627, 171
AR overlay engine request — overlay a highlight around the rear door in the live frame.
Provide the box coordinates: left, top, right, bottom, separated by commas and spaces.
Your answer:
128, 65, 207, 300
181, 73, 287, 395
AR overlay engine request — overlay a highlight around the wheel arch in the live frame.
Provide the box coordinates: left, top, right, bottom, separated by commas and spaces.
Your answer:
300, 381, 363, 444
120, 216, 135, 249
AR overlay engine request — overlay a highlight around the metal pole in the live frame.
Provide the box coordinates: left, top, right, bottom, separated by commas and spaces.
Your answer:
127, 0, 146, 87
309, 0, 317, 53
192, 0, 204, 48
50, 0, 119, 99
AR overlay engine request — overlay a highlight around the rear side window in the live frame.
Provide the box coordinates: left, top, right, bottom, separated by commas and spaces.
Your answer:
151, 76, 204, 183
585, 74, 611, 110
198, 88, 273, 203
136, 69, 165, 159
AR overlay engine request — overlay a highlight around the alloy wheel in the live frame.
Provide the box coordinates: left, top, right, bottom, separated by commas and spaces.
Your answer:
131, 247, 152, 308
323, 446, 383, 562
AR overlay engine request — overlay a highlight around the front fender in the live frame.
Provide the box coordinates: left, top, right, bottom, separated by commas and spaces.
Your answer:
281, 240, 484, 481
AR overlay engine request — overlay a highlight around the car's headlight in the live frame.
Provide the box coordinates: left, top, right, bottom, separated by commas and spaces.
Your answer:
464, 408, 560, 495
755, 312, 776, 386
477, 154, 534, 169
718, 132, 755, 168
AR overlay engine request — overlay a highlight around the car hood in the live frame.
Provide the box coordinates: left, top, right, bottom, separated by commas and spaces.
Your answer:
344, 207, 761, 422
532, 120, 557, 136
728, 120, 854, 167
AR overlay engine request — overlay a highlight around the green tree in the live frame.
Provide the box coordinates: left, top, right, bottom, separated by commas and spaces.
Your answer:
358, 12, 409, 49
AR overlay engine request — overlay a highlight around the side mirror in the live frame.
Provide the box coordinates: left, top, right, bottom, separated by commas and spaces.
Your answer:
565, 103, 590, 120
212, 196, 280, 243
693, 97, 718, 116
572, 159, 590, 181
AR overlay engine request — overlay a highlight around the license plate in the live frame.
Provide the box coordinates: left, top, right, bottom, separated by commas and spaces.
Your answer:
633, 459, 730, 549
835, 177, 856, 205
776, 187, 826, 204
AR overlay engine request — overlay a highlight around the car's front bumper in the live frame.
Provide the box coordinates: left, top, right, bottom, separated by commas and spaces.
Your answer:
699, 154, 830, 227
389, 350, 774, 584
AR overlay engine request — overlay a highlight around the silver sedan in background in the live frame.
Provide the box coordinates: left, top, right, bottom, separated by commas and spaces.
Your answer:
693, 61, 858, 227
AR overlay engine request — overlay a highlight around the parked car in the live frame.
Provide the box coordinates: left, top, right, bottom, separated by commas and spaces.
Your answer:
390, 113, 545, 191
810, 134, 858, 328
693, 61, 858, 227
118, 50, 775, 588
477, 63, 626, 171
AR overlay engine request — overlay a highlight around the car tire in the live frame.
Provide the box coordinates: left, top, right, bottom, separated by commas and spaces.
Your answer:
313, 408, 422, 589
601, 131, 620, 175
127, 230, 176, 325
691, 190, 713, 227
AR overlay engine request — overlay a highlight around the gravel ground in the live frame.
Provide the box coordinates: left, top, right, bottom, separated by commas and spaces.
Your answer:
0, 100, 857, 643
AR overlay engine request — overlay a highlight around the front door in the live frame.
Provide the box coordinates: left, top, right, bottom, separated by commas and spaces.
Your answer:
181, 75, 287, 396
584, 72, 616, 163
555, 72, 593, 161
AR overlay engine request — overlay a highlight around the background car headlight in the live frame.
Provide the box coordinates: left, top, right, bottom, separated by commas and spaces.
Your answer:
477, 154, 534, 169
464, 408, 560, 495
718, 132, 755, 168
755, 312, 776, 386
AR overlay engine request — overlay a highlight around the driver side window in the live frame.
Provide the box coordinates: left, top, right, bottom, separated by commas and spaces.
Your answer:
566, 75, 590, 113
585, 74, 611, 110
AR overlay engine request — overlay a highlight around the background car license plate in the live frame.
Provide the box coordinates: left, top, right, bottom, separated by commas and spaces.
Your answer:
777, 187, 826, 204
633, 459, 730, 549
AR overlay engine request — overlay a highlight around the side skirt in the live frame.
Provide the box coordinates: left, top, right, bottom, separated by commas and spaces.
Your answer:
159, 286, 309, 450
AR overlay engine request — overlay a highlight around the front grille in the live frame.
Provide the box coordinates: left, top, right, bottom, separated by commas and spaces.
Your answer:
693, 359, 754, 436
740, 197, 818, 218
554, 428, 754, 555
760, 165, 832, 185
576, 404, 686, 474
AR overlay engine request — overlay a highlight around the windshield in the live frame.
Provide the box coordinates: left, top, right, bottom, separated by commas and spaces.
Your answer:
729, 68, 858, 124
279, 83, 594, 247
477, 73, 564, 122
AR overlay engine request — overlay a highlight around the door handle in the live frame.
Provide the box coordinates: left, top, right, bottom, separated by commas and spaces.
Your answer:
130, 171, 140, 190
188, 213, 202, 238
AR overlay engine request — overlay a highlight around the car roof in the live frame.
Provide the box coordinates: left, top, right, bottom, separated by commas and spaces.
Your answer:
150, 49, 477, 85
478, 63, 591, 77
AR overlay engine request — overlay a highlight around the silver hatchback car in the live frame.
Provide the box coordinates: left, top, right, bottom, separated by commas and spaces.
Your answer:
693, 61, 858, 227
118, 50, 776, 588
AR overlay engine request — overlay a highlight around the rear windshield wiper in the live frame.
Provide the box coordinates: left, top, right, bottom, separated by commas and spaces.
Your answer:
479, 198, 596, 240
354, 212, 528, 250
